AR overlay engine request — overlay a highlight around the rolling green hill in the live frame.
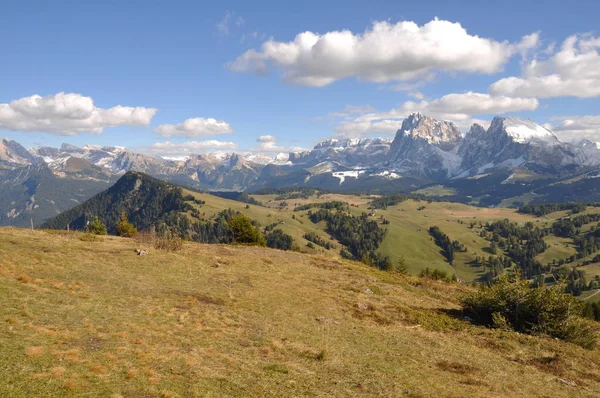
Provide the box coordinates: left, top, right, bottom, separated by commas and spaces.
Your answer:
39, 172, 600, 297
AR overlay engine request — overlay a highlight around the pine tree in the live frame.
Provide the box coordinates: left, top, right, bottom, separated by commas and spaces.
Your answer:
395, 255, 408, 274
116, 212, 138, 238
86, 216, 107, 235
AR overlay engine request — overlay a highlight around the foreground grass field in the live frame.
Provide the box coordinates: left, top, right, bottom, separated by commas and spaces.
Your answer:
2, 228, 600, 397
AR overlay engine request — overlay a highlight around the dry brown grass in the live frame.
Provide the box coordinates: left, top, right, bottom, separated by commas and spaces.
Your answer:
1, 227, 600, 397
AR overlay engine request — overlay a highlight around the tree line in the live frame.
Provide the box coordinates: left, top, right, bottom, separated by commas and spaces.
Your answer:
308, 209, 390, 269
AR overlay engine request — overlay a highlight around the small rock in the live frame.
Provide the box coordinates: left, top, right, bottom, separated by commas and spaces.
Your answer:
557, 378, 577, 387
363, 287, 373, 294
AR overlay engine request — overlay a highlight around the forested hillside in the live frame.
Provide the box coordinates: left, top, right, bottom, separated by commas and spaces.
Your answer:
41, 171, 189, 233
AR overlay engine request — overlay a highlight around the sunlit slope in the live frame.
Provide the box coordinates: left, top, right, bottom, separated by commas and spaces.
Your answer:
195, 191, 549, 282
1, 228, 600, 397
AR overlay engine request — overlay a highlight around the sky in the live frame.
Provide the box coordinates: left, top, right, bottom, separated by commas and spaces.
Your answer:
1, 0, 600, 158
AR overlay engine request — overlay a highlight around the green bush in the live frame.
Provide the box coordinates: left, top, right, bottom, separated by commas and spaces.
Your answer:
266, 229, 294, 251
227, 214, 266, 246
419, 267, 452, 281
86, 216, 107, 235
461, 273, 597, 349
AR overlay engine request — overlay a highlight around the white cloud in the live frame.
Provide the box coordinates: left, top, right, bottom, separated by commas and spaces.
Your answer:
257, 135, 277, 143
408, 91, 425, 100
490, 34, 600, 98
333, 92, 536, 137
154, 117, 233, 138
216, 11, 232, 35
247, 135, 306, 153
228, 18, 538, 86
333, 119, 404, 138
252, 141, 307, 153
328, 104, 377, 118
145, 140, 238, 155
0, 92, 156, 136
549, 116, 600, 141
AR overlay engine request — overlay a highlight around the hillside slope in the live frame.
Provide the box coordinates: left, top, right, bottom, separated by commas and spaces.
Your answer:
1, 228, 600, 397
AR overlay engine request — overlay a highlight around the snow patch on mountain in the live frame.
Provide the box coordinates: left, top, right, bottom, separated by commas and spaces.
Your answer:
332, 170, 364, 184
502, 117, 556, 143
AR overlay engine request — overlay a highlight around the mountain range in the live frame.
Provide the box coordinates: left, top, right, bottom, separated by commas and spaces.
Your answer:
4, 112, 600, 226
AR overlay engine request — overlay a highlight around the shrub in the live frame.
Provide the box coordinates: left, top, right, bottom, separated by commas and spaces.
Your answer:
154, 237, 184, 252
266, 229, 294, 251
86, 216, 107, 235
227, 214, 266, 246
461, 273, 597, 349
79, 233, 104, 242
116, 212, 138, 238
419, 267, 451, 281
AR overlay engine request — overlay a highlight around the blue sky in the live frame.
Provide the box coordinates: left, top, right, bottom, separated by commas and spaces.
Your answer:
1, 0, 599, 157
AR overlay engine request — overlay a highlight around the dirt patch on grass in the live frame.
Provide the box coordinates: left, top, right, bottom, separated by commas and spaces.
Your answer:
83, 336, 106, 352
437, 360, 481, 375
186, 293, 225, 306
526, 354, 566, 376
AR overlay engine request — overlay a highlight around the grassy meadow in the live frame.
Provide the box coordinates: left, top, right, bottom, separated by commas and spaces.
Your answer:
2, 227, 600, 397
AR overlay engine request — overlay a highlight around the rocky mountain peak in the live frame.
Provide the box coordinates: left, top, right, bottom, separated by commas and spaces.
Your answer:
467, 123, 486, 136
395, 113, 462, 147
59, 143, 85, 154
0, 138, 40, 167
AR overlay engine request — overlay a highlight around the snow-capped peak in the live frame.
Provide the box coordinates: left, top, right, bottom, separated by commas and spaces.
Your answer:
493, 116, 556, 143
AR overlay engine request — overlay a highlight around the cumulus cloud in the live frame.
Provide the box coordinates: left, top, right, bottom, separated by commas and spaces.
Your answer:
154, 117, 233, 138
490, 34, 600, 98
332, 119, 405, 138
246, 134, 306, 153
333, 92, 536, 137
256, 135, 277, 143
548, 116, 600, 141
228, 18, 538, 86
145, 140, 238, 156
0, 92, 156, 136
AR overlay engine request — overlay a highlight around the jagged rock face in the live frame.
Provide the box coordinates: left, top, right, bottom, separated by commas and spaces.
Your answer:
391, 113, 462, 149
458, 117, 588, 175
388, 113, 462, 179
0, 139, 41, 168
458, 120, 526, 174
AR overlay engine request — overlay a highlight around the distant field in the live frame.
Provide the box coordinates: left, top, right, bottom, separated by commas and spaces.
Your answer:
2, 228, 600, 397
413, 185, 457, 197
536, 236, 576, 266
180, 189, 600, 284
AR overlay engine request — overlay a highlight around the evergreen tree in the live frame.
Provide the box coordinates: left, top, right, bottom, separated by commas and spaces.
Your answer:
86, 216, 107, 235
116, 212, 138, 237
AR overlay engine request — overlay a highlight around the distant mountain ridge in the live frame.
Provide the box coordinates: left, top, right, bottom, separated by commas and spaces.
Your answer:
4, 113, 600, 227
